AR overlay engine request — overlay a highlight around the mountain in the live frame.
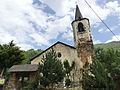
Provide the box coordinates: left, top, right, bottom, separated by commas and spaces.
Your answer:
94, 41, 120, 50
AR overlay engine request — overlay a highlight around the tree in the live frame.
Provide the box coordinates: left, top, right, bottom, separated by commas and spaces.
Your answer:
63, 60, 75, 78
0, 41, 25, 76
82, 48, 120, 90
95, 48, 120, 89
38, 49, 65, 88
22, 49, 42, 64
63, 60, 75, 87
82, 59, 115, 90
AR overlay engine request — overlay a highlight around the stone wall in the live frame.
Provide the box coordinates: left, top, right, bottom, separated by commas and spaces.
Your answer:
31, 43, 83, 86
56, 87, 82, 90
4, 73, 17, 90
31, 43, 83, 68
72, 18, 94, 65
4, 72, 38, 90
29, 72, 38, 83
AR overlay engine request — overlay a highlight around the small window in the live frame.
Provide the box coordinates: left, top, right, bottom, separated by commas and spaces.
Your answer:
18, 77, 22, 81
24, 77, 29, 81
58, 52, 62, 58
78, 22, 85, 32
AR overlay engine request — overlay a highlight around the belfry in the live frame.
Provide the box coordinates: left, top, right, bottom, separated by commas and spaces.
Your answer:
72, 5, 94, 65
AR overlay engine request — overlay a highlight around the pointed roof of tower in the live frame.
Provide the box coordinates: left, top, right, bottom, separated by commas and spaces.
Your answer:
75, 5, 83, 20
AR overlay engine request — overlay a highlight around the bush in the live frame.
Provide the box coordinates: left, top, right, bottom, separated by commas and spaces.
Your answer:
20, 82, 37, 90
65, 78, 71, 87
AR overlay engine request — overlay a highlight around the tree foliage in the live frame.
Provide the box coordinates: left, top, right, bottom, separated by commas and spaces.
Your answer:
38, 49, 65, 88
22, 49, 42, 64
0, 41, 25, 75
63, 60, 75, 87
63, 60, 75, 77
82, 48, 120, 90
25, 49, 42, 60
95, 41, 120, 50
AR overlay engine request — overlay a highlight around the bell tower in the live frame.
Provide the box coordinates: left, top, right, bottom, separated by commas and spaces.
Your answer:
71, 5, 94, 65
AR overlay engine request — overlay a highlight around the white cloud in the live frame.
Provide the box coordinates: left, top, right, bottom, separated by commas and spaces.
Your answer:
0, 0, 119, 50
106, 1, 120, 17
98, 26, 118, 33
0, 28, 17, 44
41, 0, 111, 24
93, 39, 102, 44
98, 28, 108, 33
18, 43, 35, 51
93, 22, 101, 28
30, 33, 50, 46
106, 34, 120, 43
0, 0, 50, 48
62, 30, 73, 41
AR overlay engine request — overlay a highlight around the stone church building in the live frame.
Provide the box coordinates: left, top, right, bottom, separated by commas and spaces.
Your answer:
5, 5, 94, 90
31, 5, 94, 69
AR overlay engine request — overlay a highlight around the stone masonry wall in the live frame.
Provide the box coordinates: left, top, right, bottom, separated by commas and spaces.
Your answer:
31, 43, 83, 68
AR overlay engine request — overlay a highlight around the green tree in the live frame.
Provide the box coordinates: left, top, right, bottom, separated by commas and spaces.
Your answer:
22, 49, 42, 64
82, 48, 120, 90
63, 60, 75, 78
63, 60, 75, 87
0, 41, 25, 76
96, 48, 120, 89
82, 59, 115, 90
38, 49, 65, 88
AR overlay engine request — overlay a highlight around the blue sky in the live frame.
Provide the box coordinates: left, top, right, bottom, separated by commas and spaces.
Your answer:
0, 0, 120, 50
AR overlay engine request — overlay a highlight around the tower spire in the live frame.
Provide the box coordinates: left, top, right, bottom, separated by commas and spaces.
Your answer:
75, 5, 83, 20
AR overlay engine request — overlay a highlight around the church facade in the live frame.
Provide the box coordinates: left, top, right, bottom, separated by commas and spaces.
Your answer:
31, 41, 82, 67
31, 5, 94, 68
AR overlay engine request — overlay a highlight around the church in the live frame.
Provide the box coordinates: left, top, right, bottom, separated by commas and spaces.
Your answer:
5, 5, 94, 90
31, 5, 94, 68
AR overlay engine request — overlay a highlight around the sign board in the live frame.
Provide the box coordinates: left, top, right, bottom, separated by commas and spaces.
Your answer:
0, 77, 5, 85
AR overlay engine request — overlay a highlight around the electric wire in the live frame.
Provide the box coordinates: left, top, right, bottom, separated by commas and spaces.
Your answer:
82, 0, 120, 41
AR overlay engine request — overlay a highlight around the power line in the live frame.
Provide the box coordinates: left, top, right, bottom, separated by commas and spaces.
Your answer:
82, 0, 120, 41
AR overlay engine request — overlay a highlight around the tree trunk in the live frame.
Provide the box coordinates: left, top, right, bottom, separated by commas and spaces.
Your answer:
0, 68, 5, 77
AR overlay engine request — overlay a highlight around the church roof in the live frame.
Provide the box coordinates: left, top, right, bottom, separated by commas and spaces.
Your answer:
71, 5, 89, 24
75, 5, 83, 20
8, 64, 38, 72
30, 41, 75, 61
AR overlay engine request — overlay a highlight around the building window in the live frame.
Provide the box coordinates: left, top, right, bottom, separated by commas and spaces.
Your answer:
58, 52, 62, 58
78, 22, 85, 32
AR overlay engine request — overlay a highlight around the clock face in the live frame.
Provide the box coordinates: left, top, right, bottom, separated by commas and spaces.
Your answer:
78, 22, 85, 32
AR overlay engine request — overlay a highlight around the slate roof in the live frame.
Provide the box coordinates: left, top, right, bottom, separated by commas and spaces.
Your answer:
30, 41, 76, 61
75, 5, 83, 20
8, 64, 38, 72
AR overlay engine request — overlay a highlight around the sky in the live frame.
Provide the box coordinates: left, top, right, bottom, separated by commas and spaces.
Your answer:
0, 0, 120, 51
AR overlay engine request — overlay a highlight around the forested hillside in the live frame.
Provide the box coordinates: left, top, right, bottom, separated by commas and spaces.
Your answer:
95, 41, 120, 50
24, 41, 120, 62
25, 49, 42, 60
22, 49, 43, 64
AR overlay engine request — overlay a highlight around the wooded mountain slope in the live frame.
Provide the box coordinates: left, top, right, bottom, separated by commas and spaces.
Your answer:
95, 41, 120, 50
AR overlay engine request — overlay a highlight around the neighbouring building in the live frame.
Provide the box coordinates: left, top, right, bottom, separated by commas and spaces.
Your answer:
4, 64, 38, 90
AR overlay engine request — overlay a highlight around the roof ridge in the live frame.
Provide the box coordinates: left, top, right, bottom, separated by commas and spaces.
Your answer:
30, 41, 75, 61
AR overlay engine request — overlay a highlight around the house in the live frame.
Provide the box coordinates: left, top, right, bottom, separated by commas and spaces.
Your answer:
4, 64, 38, 90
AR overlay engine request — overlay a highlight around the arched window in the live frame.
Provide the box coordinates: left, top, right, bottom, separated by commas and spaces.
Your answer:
78, 22, 85, 32
57, 52, 62, 58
